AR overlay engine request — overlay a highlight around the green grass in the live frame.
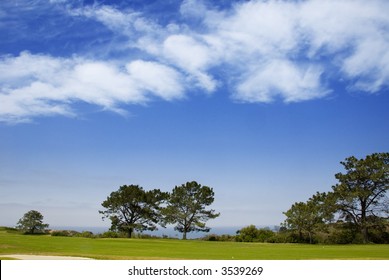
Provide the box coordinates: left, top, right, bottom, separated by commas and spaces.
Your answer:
1, 227, 388, 260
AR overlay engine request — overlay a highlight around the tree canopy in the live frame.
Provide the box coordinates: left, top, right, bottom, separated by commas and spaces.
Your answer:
332, 153, 389, 243
282, 152, 389, 244
99, 185, 168, 238
16, 210, 49, 234
163, 181, 220, 239
283, 192, 334, 243
236, 225, 275, 242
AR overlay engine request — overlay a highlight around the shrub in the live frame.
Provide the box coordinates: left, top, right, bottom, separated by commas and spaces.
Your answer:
236, 225, 259, 242
327, 222, 359, 244
51, 230, 80, 237
256, 228, 275, 242
76, 231, 94, 238
3, 227, 22, 234
236, 225, 276, 242
201, 234, 236, 242
51, 230, 70, 237
99, 231, 120, 238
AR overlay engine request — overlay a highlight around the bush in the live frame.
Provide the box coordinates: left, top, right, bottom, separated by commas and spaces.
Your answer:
99, 231, 120, 238
327, 222, 360, 244
135, 233, 155, 239
367, 222, 389, 244
369, 230, 389, 244
2, 227, 22, 234
52, 230, 96, 238
256, 228, 276, 242
236, 225, 276, 242
51, 230, 69, 237
51, 230, 80, 237
266, 233, 292, 243
236, 225, 259, 242
76, 231, 95, 238
201, 234, 236, 242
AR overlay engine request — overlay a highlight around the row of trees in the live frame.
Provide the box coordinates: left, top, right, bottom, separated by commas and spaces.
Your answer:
16, 153, 387, 244
99, 181, 220, 239
15, 181, 219, 240
283, 153, 389, 244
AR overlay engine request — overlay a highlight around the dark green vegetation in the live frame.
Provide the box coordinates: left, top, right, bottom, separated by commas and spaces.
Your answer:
100, 181, 219, 239
162, 181, 220, 240
96, 153, 388, 244
97, 153, 388, 244
8, 153, 389, 247
16, 210, 49, 234
282, 153, 389, 244
1, 227, 388, 260
100, 185, 167, 238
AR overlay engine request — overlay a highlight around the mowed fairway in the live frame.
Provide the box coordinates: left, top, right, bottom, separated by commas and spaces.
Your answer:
1, 228, 388, 260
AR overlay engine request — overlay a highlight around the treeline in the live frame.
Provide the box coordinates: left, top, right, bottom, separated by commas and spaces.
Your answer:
99, 181, 219, 240
15, 181, 220, 240
281, 153, 389, 244
201, 222, 389, 244
203, 153, 389, 244
15, 153, 388, 244
50, 229, 176, 239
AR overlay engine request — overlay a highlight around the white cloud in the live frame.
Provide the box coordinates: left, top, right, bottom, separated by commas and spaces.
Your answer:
0, 85, 74, 124
214, 0, 300, 55
0, 52, 185, 123
342, 37, 389, 92
126, 60, 185, 100
0, 52, 65, 87
66, 62, 142, 108
235, 60, 327, 103
299, 0, 389, 92
69, 5, 137, 33
69, 4, 164, 45
180, 0, 208, 19
300, 0, 389, 53
197, 0, 326, 101
162, 34, 218, 92
163, 35, 211, 72
203, 0, 389, 100
1, 0, 389, 122
67, 4, 219, 93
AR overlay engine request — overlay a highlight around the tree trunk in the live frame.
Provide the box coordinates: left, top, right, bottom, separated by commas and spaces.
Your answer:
361, 200, 368, 243
183, 231, 187, 240
362, 226, 368, 244
127, 228, 133, 238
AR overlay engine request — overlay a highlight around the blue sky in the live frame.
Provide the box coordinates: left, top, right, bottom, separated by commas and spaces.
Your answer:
0, 0, 388, 234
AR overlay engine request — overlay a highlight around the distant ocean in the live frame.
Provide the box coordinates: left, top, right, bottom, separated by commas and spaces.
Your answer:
49, 225, 277, 239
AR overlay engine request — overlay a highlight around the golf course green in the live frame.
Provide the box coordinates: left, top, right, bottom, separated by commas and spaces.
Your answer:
1, 227, 388, 260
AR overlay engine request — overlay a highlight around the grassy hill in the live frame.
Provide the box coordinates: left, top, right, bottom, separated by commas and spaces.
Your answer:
1, 227, 389, 260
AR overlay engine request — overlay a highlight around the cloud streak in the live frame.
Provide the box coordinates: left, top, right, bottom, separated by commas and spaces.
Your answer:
1, 0, 388, 123
0, 52, 184, 122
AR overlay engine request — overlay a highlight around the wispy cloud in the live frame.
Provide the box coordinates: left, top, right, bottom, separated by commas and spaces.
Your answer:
1, 0, 388, 123
234, 60, 327, 103
0, 52, 184, 123
299, 0, 389, 92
